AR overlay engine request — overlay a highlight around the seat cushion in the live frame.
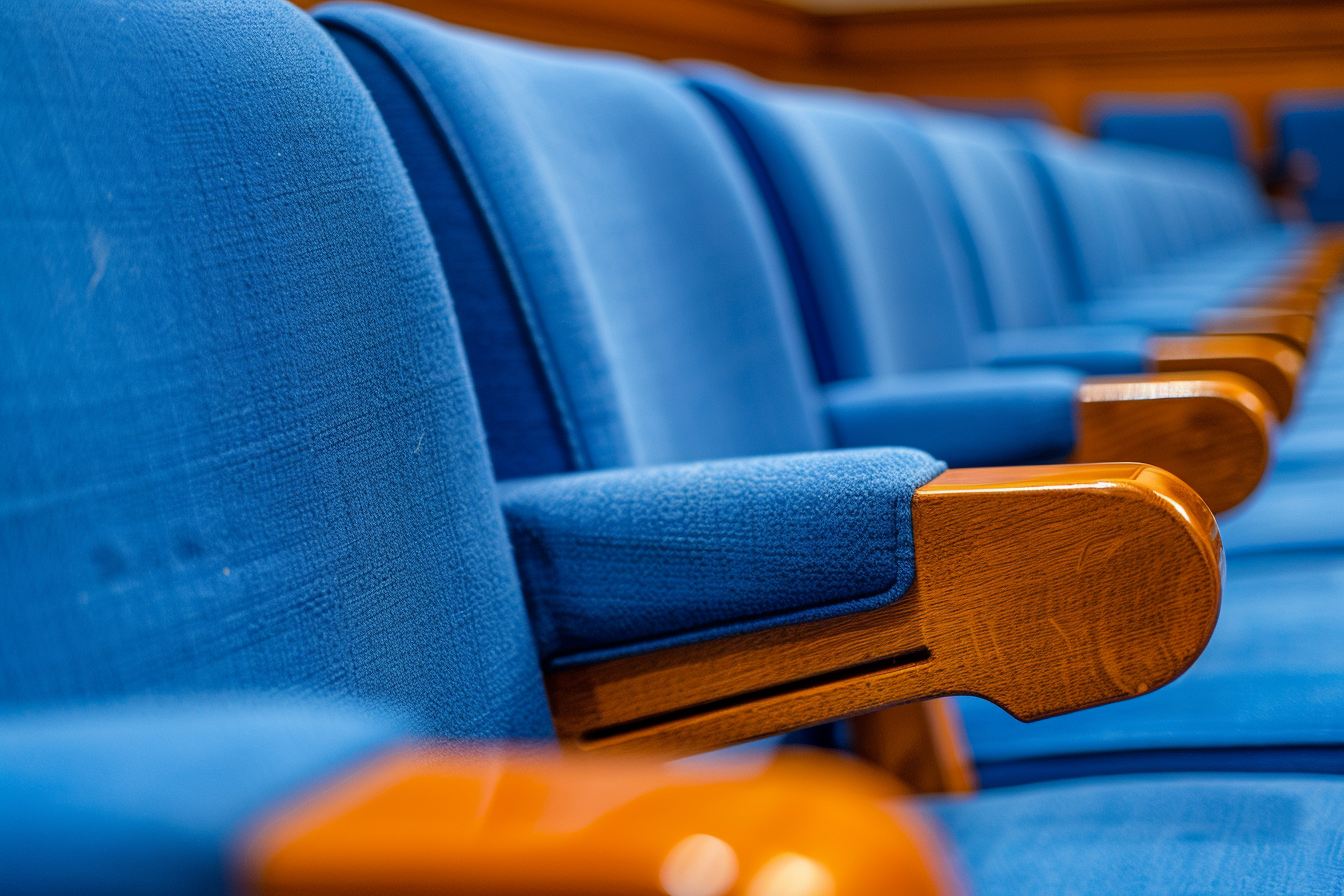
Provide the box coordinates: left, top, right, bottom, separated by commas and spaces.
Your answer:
958, 552, 1344, 785
929, 773, 1344, 895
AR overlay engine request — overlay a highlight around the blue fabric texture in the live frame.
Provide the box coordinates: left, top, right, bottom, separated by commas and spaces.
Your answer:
499, 448, 945, 665
0, 0, 552, 738
978, 324, 1151, 376
684, 67, 985, 381
316, 4, 829, 472
0, 699, 403, 896
323, 24, 576, 480
825, 369, 1080, 467
931, 773, 1344, 895
959, 551, 1344, 785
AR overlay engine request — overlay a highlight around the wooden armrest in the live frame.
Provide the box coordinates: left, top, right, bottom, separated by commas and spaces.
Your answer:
1147, 335, 1303, 419
244, 747, 957, 896
1199, 307, 1315, 354
545, 464, 1222, 757
1070, 372, 1275, 514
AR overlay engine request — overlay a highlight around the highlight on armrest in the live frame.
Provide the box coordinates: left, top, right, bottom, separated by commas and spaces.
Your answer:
544, 463, 1222, 757
242, 746, 960, 896
1070, 372, 1275, 514
1146, 334, 1303, 419
1197, 306, 1315, 355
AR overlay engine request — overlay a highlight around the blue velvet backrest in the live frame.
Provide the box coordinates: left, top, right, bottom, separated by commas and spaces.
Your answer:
908, 111, 1084, 329
318, 5, 828, 471
685, 68, 983, 382
0, 0, 552, 738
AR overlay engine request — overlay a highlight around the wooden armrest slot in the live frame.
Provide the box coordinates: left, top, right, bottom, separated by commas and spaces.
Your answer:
546, 463, 1222, 758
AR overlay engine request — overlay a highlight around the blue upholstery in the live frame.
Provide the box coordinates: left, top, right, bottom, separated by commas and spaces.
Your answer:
0, 699, 401, 896
1088, 93, 1251, 165
823, 369, 1077, 467
931, 773, 1344, 895
1273, 91, 1344, 222
318, 5, 829, 474
978, 324, 1152, 376
0, 0, 552, 738
500, 448, 944, 665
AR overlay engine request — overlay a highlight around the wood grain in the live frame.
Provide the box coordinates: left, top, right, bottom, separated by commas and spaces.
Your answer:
1147, 334, 1302, 419
545, 463, 1222, 759
1071, 372, 1274, 514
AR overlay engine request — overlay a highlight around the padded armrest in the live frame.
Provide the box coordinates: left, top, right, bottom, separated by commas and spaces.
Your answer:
498, 448, 947, 666
823, 369, 1081, 467
977, 325, 1151, 376
544, 464, 1222, 756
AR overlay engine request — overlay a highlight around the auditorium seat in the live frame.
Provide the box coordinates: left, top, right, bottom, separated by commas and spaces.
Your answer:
1087, 92, 1253, 167
8, 2, 1344, 893
1272, 90, 1344, 223
305, 4, 1344, 792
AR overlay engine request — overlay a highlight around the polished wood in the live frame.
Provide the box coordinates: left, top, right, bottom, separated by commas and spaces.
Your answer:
847, 698, 979, 796
1071, 372, 1274, 514
1199, 307, 1315, 355
1147, 334, 1302, 419
246, 746, 956, 896
305, 0, 1344, 159
545, 463, 1222, 758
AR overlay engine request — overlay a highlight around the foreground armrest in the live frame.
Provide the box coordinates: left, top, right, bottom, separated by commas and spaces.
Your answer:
1198, 307, 1315, 354
545, 464, 1222, 756
245, 747, 958, 896
1070, 372, 1274, 514
1147, 335, 1303, 419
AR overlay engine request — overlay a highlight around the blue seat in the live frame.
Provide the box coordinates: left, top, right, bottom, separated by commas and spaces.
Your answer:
644, 67, 1344, 782
1272, 91, 1344, 223
2, 3, 1341, 893
1087, 92, 1253, 167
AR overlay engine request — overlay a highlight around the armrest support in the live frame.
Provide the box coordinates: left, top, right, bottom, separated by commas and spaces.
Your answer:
1147, 334, 1303, 419
977, 325, 1151, 376
824, 369, 1081, 467
545, 464, 1222, 757
1071, 372, 1275, 514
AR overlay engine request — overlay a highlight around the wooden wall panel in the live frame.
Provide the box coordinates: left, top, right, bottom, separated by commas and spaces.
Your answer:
299, 0, 1344, 155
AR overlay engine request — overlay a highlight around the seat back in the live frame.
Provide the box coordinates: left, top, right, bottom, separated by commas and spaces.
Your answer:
0, 0, 552, 738
685, 68, 987, 382
1273, 91, 1344, 223
319, 6, 829, 474
1087, 92, 1251, 166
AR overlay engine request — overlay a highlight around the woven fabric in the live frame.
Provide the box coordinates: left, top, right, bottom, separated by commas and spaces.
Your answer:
499, 448, 945, 664
0, 0, 551, 738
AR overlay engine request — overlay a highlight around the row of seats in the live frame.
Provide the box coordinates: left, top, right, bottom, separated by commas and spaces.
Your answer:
1088, 91, 1344, 223
4, 1, 1344, 892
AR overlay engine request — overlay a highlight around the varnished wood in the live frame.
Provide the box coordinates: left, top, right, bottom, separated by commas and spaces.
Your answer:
545, 463, 1222, 758
1147, 334, 1302, 419
1199, 307, 1315, 355
847, 698, 978, 796
1071, 372, 1274, 515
